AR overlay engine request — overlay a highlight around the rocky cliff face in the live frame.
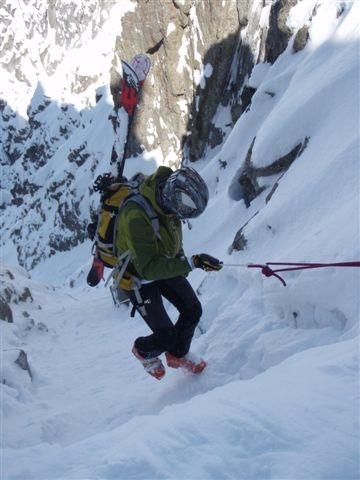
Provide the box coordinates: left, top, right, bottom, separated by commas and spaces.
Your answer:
1, 0, 311, 270
114, 0, 306, 162
115, 0, 241, 163
114, 0, 290, 163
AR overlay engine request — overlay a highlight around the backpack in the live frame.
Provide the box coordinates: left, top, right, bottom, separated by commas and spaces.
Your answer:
88, 172, 160, 293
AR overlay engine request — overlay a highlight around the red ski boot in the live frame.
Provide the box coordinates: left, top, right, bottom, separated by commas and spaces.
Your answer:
132, 345, 165, 380
165, 352, 207, 374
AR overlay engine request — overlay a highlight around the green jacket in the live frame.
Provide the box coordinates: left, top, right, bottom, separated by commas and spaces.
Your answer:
115, 166, 192, 281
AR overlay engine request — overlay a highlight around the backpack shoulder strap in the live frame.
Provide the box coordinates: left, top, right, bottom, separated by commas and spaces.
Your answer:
121, 193, 161, 240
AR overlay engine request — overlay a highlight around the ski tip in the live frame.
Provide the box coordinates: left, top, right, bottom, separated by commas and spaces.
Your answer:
129, 53, 151, 81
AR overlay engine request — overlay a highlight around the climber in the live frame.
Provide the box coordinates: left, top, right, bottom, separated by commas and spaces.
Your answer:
115, 165, 223, 380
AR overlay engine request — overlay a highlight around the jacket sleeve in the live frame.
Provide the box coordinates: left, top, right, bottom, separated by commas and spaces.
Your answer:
118, 205, 192, 281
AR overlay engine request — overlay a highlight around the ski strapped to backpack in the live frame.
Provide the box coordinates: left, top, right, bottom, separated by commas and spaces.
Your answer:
110, 54, 151, 178
87, 54, 151, 289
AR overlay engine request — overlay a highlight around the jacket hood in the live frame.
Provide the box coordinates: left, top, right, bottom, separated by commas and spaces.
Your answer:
138, 166, 174, 216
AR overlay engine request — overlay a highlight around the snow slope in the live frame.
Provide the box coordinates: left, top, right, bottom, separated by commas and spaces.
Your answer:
2, 1, 359, 479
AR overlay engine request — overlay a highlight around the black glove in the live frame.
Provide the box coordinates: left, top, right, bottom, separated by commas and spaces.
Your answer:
192, 254, 223, 272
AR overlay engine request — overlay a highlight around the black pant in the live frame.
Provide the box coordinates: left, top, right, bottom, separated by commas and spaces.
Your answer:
126, 276, 202, 359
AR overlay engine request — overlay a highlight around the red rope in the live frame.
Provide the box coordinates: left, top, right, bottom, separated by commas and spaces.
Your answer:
248, 262, 360, 286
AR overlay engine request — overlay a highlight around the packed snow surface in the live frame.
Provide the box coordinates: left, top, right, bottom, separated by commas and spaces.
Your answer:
2, 1, 359, 479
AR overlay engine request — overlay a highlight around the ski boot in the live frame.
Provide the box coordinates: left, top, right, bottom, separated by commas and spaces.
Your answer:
165, 352, 207, 374
132, 345, 165, 380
